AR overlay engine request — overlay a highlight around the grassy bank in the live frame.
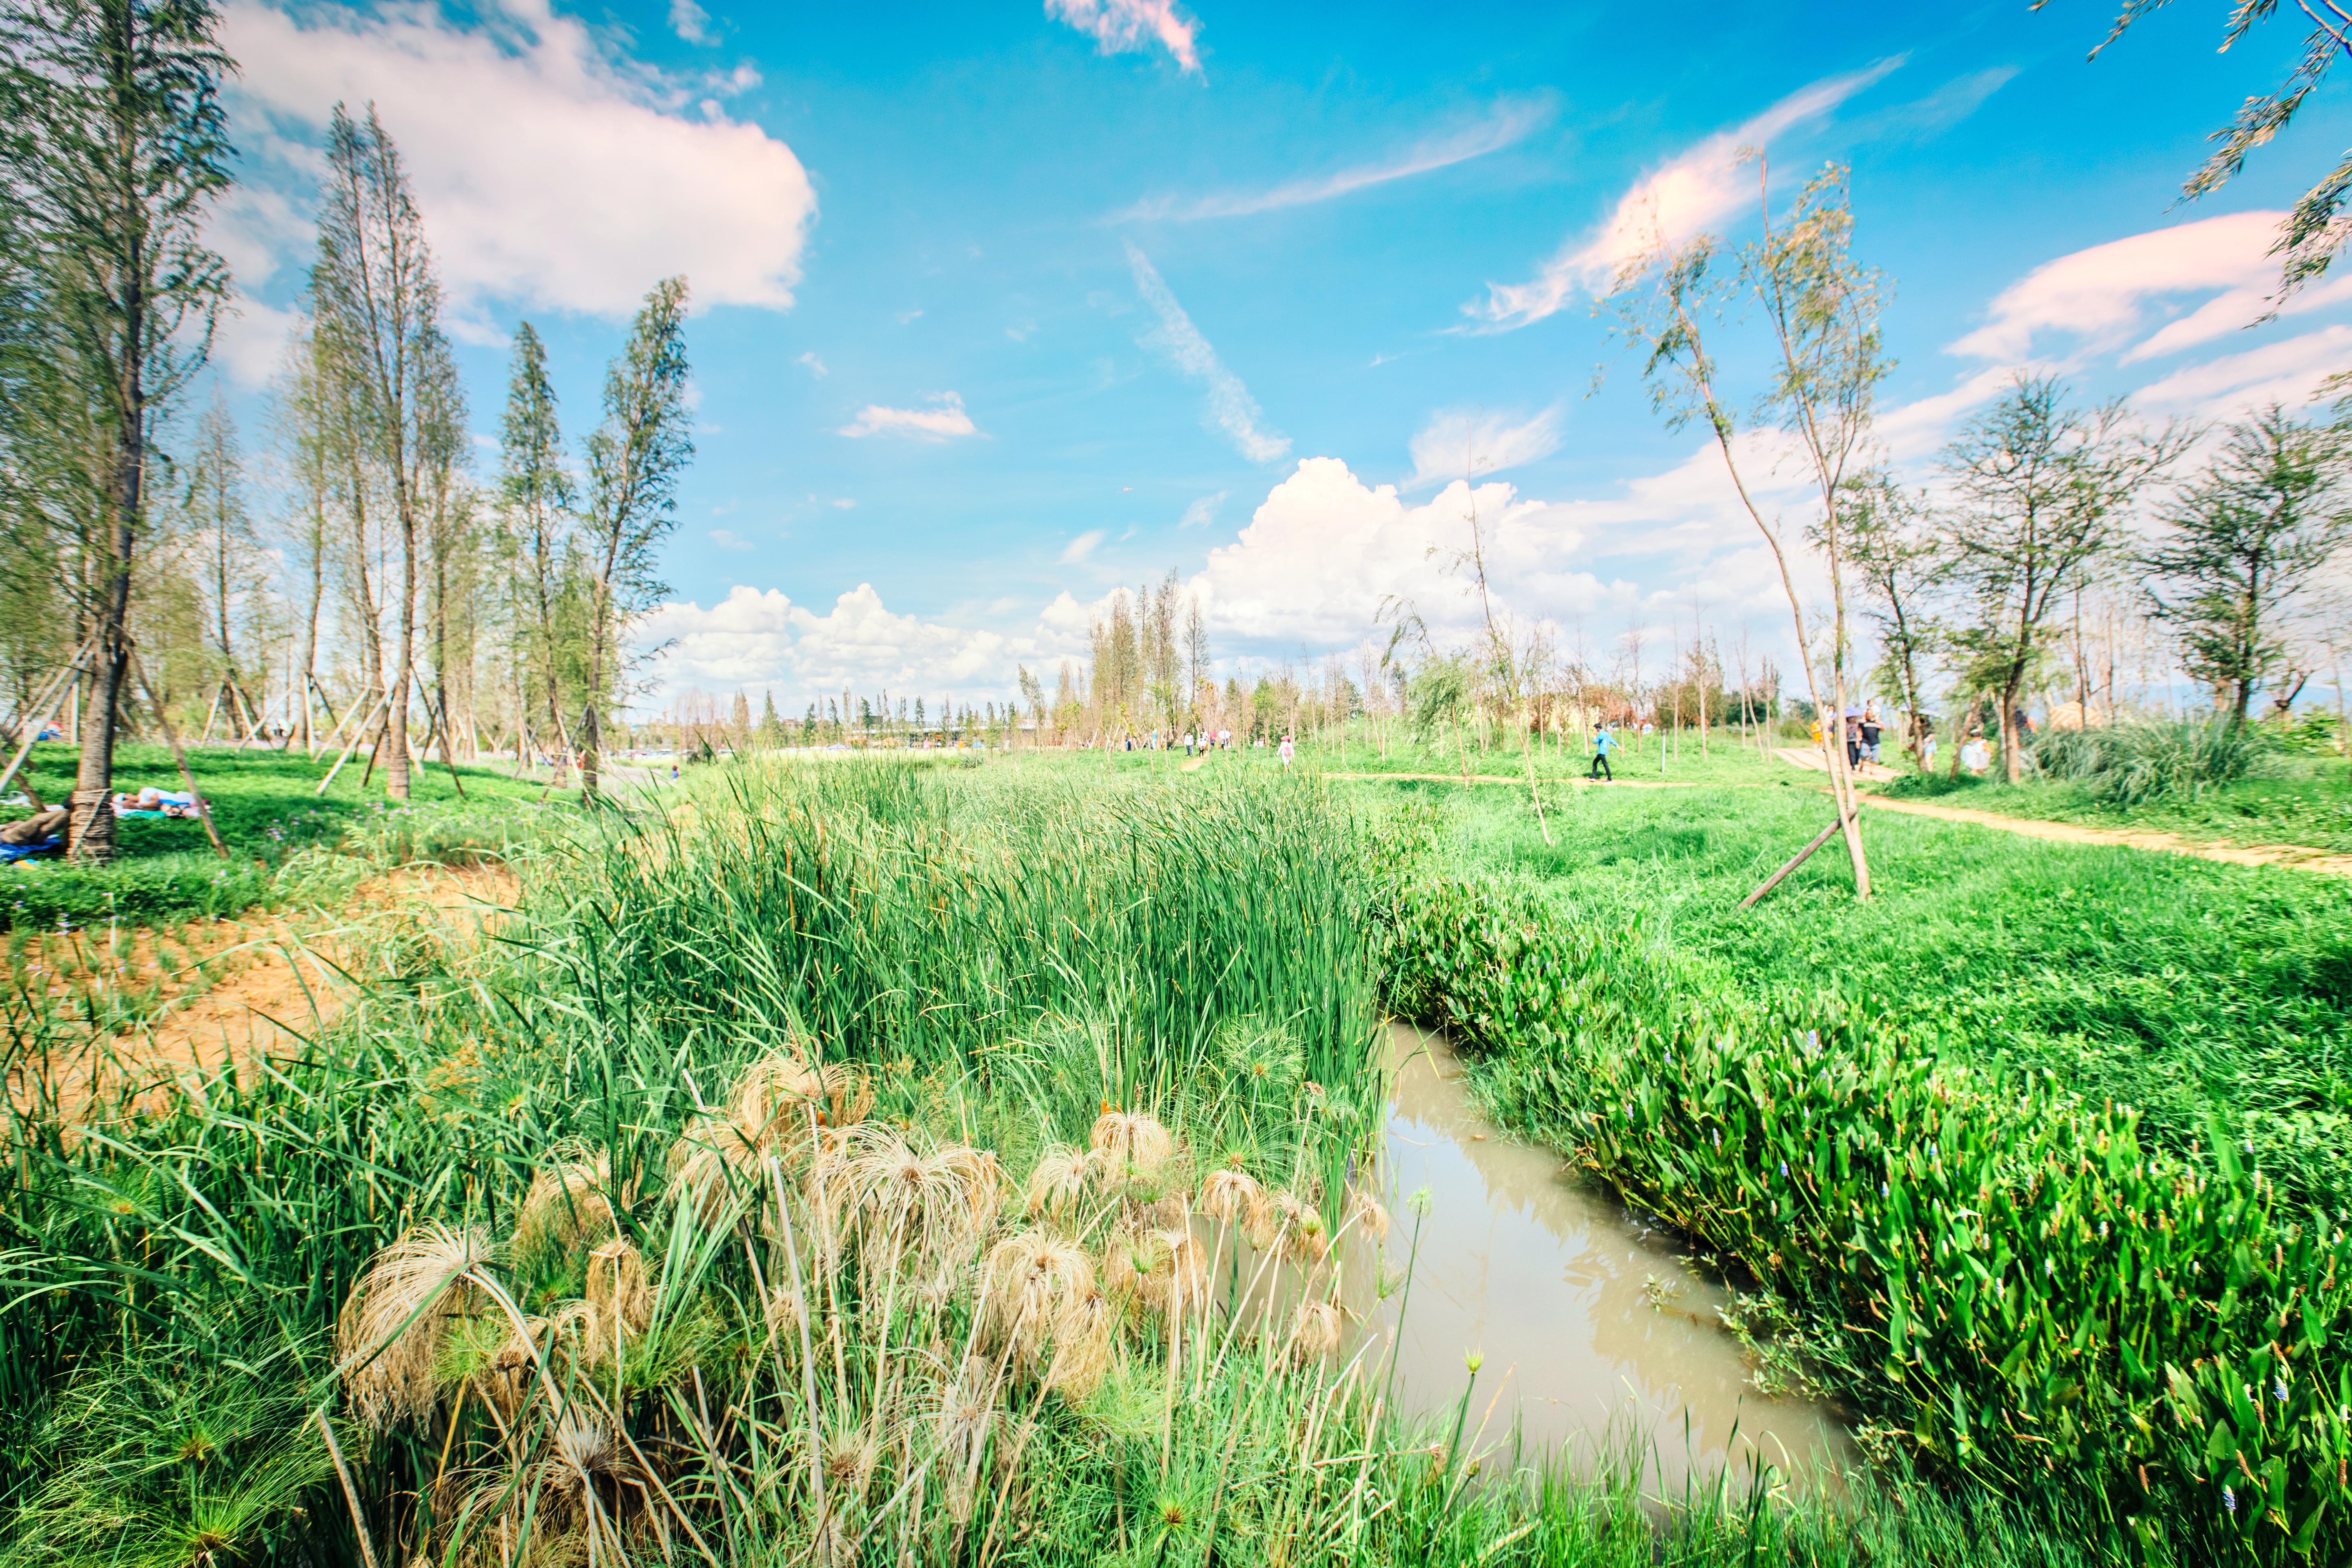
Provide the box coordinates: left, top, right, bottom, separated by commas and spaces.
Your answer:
0, 743, 555, 929
1373, 777, 2352, 1207
1, 757, 2107, 1566
1369, 776, 2352, 1563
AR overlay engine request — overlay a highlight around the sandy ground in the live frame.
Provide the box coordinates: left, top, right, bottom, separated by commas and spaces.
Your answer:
11, 861, 519, 1122
1769, 748, 2352, 878
1771, 746, 1902, 784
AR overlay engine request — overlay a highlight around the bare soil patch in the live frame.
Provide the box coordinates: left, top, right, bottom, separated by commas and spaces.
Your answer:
8, 862, 519, 1122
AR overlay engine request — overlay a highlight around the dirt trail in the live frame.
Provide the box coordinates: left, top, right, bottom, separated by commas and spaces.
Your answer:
1771, 746, 1901, 784
13, 862, 518, 1121
1853, 793, 2352, 877
1768, 748, 2352, 878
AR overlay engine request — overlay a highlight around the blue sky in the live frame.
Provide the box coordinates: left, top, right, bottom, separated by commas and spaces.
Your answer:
206, 0, 2352, 712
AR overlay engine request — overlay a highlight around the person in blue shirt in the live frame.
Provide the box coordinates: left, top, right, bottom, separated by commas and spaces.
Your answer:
1589, 722, 1615, 782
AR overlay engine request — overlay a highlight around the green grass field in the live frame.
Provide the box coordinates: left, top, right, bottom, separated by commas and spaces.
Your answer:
1353, 771, 2352, 1205
0, 741, 558, 929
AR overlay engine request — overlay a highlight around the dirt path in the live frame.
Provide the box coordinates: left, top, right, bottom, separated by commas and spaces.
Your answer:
1771, 746, 1901, 784
1854, 793, 2352, 877
1766, 747, 2352, 877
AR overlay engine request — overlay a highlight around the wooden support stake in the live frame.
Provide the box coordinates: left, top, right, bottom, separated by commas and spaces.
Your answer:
316, 693, 388, 797
0, 640, 96, 799
129, 652, 229, 861
1740, 810, 1853, 910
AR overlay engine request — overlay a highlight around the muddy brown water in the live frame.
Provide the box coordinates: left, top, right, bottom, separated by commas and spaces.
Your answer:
1366, 1022, 1853, 1491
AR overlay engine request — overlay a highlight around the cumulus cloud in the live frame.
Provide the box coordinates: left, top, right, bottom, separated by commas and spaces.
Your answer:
1115, 97, 1549, 222
215, 0, 815, 377
1462, 60, 1899, 332
839, 392, 980, 440
638, 583, 1085, 706
796, 351, 829, 377
1949, 210, 2352, 364
1405, 406, 1563, 489
1045, 0, 1200, 75
1125, 242, 1291, 463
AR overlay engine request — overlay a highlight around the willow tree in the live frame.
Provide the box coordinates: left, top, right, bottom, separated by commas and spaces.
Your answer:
309, 101, 462, 800
579, 276, 690, 797
1607, 162, 1886, 899
1, 0, 234, 858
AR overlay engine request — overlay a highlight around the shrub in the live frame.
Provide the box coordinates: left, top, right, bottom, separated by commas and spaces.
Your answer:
2030, 720, 2266, 806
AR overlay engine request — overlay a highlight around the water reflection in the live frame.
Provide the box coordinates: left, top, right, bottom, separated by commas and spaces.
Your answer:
1367, 1022, 1851, 1492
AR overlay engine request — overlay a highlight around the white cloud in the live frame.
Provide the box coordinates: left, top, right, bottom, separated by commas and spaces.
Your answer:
669, 0, 714, 45
1462, 60, 1900, 331
1061, 528, 1107, 563
1115, 97, 1549, 222
1192, 458, 1603, 646
797, 351, 829, 377
212, 297, 307, 388
220, 0, 815, 353
2133, 325, 2352, 416
839, 392, 980, 440
1125, 242, 1291, 463
831, 497, 858, 509
1405, 406, 1563, 490
1178, 491, 1226, 528
709, 528, 755, 551
638, 583, 1104, 708
1949, 210, 2352, 363
1045, 0, 1200, 75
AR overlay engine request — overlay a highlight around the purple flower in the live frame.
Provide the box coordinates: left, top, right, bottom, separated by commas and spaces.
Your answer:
2223, 1486, 2237, 1514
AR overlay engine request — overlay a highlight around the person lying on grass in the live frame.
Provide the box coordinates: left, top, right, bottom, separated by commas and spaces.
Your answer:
109, 786, 201, 819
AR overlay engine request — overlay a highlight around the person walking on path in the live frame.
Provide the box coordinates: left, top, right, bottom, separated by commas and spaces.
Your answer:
1589, 723, 1615, 782
1861, 706, 1882, 765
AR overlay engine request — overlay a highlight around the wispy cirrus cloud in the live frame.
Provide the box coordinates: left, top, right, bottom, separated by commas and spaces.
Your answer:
839, 392, 980, 440
1125, 242, 1291, 463
1949, 209, 2352, 364
1114, 96, 1551, 223
1461, 60, 1901, 332
1046, 0, 1200, 75
1405, 406, 1563, 489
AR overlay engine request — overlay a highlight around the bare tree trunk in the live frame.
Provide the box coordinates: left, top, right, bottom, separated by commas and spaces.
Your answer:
385, 489, 416, 797
69, 328, 140, 863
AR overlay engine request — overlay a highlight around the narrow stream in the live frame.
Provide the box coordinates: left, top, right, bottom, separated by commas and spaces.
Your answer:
1368, 1022, 1853, 1492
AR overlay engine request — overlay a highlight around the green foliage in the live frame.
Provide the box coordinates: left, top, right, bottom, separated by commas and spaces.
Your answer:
2029, 720, 2270, 806
0, 742, 552, 928
1381, 860, 2352, 1562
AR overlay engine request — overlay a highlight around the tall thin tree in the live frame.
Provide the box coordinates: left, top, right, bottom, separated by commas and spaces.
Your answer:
578, 276, 691, 797
499, 321, 574, 775
1, 0, 234, 858
308, 101, 460, 801
2141, 405, 2350, 724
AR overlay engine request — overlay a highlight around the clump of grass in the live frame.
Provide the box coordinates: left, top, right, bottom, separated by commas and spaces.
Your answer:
2029, 719, 2269, 806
